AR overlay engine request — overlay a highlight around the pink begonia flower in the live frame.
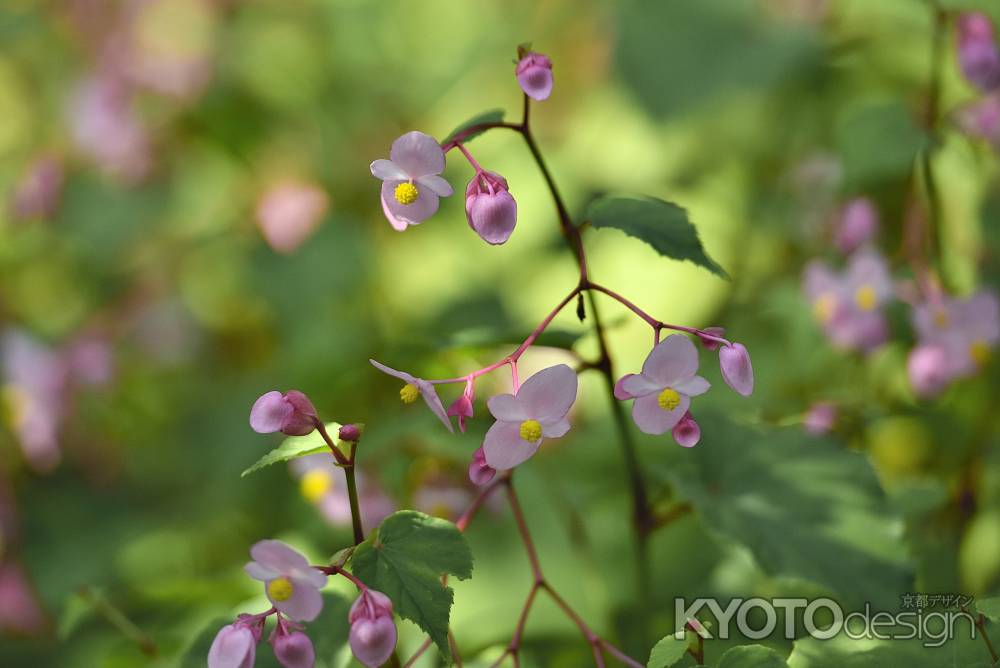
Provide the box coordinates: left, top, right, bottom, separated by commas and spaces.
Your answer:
272, 629, 315, 668
10, 155, 63, 221
349, 589, 397, 668
208, 623, 257, 668
468, 446, 496, 486
369, 360, 453, 432
957, 13, 1000, 92
516, 51, 554, 101
956, 93, 1000, 147
256, 182, 329, 254
447, 379, 475, 433
803, 401, 837, 435
413, 480, 472, 521
465, 171, 517, 245
289, 454, 394, 529
249, 390, 318, 436
697, 326, 726, 351
719, 342, 754, 397
482, 364, 578, 470
908, 290, 1000, 396
70, 74, 152, 182
803, 248, 893, 352
370, 131, 453, 230
835, 198, 879, 255
244, 540, 327, 622
615, 335, 710, 437
672, 412, 701, 448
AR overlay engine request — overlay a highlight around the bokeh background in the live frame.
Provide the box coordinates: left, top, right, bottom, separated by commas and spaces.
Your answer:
3, 0, 1000, 666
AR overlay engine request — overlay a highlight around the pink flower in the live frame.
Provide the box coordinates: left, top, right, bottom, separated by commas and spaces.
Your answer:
835, 198, 879, 255
249, 390, 318, 436
208, 623, 257, 668
290, 454, 394, 529
957, 13, 1000, 92
256, 182, 329, 254
803, 248, 893, 352
468, 446, 496, 486
272, 629, 315, 668
803, 401, 837, 435
70, 74, 152, 182
465, 171, 517, 244
719, 342, 754, 397
616, 335, 710, 437
956, 93, 1000, 147
516, 51, 554, 101
349, 589, 397, 668
369, 360, 453, 432
244, 540, 326, 621
10, 155, 63, 221
672, 412, 701, 448
907, 345, 952, 398
482, 364, 578, 470
370, 131, 453, 230
447, 379, 475, 433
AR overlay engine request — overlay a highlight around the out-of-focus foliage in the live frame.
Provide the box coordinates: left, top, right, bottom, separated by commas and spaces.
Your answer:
1, 0, 1000, 666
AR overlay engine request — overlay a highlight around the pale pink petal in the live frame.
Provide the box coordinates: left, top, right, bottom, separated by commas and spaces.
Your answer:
381, 180, 440, 226
370, 159, 407, 181
369, 360, 415, 385
641, 335, 699, 386
719, 343, 754, 397
836, 198, 879, 254
274, 580, 323, 622
415, 174, 453, 197
846, 248, 893, 303
208, 624, 256, 668
468, 446, 496, 486
614, 374, 638, 399
468, 190, 517, 245
620, 373, 661, 397
802, 261, 839, 302
487, 393, 527, 421
674, 375, 711, 397
389, 131, 445, 178
250, 540, 309, 573
244, 561, 279, 581
249, 391, 293, 433
292, 565, 328, 590
380, 193, 411, 231
516, 364, 578, 421
483, 420, 541, 470
350, 616, 397, 668
540, 416, 570, 438
631, 392, 689, 435
961, 291, 1000, 344
415, 379, 454, 433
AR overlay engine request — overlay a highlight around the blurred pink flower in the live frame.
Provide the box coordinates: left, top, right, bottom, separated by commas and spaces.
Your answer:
0, 559, 47, 636
289, 454, 394, 530
956, 93, 1000, 148
803, 401, 837, 435
70, 74, 152, 182
256, 182, 330, 254
957, 12, 1000, 92
412, 480, 473, 520
834, 198, 879, 255
10, 155, 63, 221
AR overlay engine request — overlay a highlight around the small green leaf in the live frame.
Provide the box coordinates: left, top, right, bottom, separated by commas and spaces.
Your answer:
647, 633, 688, 668
241, 421, 344, 477
977, 597, 1000, 622
58, 589, 97, 640
716, 645, 789, 668
585, 195, 729, 279
443, 109, 506, 145
351, 510, 474, 660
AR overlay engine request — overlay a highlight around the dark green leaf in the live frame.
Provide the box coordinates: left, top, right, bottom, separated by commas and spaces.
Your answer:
647, 633, 688, 668
586, 195, 728, 278
835, 101, 928, 187
716, 645, 789, 668
977, 597, 1000, 622
351, 510, 474, 660
443, 109, 506, 145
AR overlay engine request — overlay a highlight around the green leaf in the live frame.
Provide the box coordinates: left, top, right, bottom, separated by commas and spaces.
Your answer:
241, 422, 346, 477
58, 589, 96, 640
443, 109, 506, 145
977, 597, 1000, 622
585, 195, 729, 279
716, 645, 789, 668
647, 634, 688, 668
835, 101, 928, 187
351, 510, 474, 660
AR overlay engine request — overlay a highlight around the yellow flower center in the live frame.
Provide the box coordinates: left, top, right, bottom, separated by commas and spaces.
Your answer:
400, 383, 419, 404
300, 469, 333, 503
519, 419, 542, 442
658, 388, 681, 411
394, 182, 419, 205
813, 293, 836, 323
267, 577, 294, 602
933, 310, 949, 329
854, 284, 877, 311
970, 340, 991, 367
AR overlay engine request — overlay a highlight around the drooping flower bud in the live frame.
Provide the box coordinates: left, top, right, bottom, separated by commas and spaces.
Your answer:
272, 630, 315, 668
465, 171, 517, 245
349, 589, 397, 668
468, 446, 496, 486
719, 343, 754, 397
208, 623, 257, 668
515, 50, 554, 101
338, 423, 362, 442
907, 344, 952, 398
696, 327, 726, 351
835, 198, 879, 255
448, 379, 476, 433
957, 13, 1000, 92
249, 390, 318, 436
671, 412, 701, 448
803, 401, 837, 435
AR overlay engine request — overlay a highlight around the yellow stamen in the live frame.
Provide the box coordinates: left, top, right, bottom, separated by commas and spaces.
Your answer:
854, 284, 877, 311
400, 383, 419, 404
300, 469, 333, 503
394, 182, 419, 205
970, 340, 991, 367
813, 293, 837, 323
658, 388, 681, 411
267, 577, 294, 602
519, 419, 542, 442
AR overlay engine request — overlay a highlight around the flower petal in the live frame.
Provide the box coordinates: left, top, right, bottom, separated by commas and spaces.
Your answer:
540, 416, 570, 438
208, 624, 256, 668
621, 373, 662, 397
369, 359, 415, 385
516, 364, 578, 421
249, 391, 292, 433
416, 379, 454, 433
244, 561, 279, 582
487, 393, 527, 421
631, 392, 689, 435
416, 174, 453, 197
380, 192, 410, 231
370, 159, 407, 182
483, 420, 541, 470
250, 539, 309, 573
381, 180, 439, 226
674, 375, 711, 397
274, 579, 323, 622
641, 335, 699, 386
389, 131, 445, 178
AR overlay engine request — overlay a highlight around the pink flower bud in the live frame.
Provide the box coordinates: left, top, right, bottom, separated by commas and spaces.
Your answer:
338, 424, 362, 442
468, 446, 496, 486
273, 630, 315, 668
835, 198, 879, 254
465, 171, 517, 245
515, 51, 554, 101
803, 401, 837, 435
696, 327, 726, 351
208, 623, 257, 668
719, 343, 754, 397
447, 380, 476, 433
957, 13, 1000, 91
908, 344, 952, 398
256, 182, 329, 254
671, 412, 701, 448
249, 390, 318, 436
349, 589, 396, 668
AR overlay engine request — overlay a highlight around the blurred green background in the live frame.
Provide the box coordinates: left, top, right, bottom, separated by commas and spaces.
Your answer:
2, 0, 1000, 666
